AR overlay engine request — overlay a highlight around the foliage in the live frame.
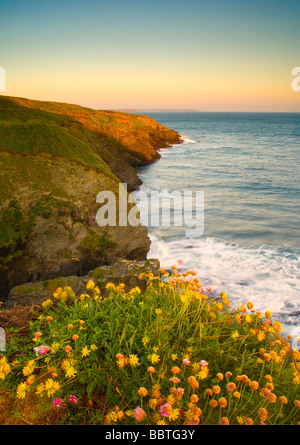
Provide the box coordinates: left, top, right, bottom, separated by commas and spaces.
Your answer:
1, 264, 300, 425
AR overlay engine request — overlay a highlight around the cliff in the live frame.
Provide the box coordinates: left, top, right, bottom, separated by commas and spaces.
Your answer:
0, 96, 181, 300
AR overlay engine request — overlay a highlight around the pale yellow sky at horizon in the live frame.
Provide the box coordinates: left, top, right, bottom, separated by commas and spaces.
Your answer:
1, 0, 299, 111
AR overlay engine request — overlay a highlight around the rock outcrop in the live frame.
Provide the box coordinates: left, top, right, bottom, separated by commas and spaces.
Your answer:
4, 258, 160, 308
0, 96, 181, 300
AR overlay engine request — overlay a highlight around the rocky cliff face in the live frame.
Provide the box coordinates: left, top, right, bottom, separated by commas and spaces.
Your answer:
0, 96, 181, 301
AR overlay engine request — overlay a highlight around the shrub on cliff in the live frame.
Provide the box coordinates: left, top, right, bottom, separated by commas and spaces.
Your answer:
0, 264, 299, 425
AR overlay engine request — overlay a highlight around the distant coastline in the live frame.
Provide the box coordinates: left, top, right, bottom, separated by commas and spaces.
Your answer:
112, 109, 202, 113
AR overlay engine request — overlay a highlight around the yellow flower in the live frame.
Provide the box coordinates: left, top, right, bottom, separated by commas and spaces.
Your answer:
279, 396, 288, 404
268, 393, 277, 404
197, 367, 209, 380
138, 387, 148, 397
105, 282, 116, 290
257, 330, 266, 342
44, 378, 60, 397
42, 299, 53, 308
258, 408, 268, 421
0, 357, 11, 380
190, 394, 199, 404
157, 419, 168, 425
247, 301, 253, 309
217, 302, 223, 311
16, 382, 27, 399
149, 398, 158, 409
22, 360, 35, 377
167, 394, 177, 406
212, 385, 221, 394
50, 342, 60, 353
168, 408, 180, 421
91, 344, 98, 351
81, 347, 90, 357
209, 399, 218, 408
187, 376, 199, 389
245, 314, 252, 323
86, 280, 95, 290
272, 320, 282, 332
35, 383, 45, 396
151, 353, 160, 364
142, 337, 150, 346
65, 366, 77, 378
265, 310, 272, 319
230, 330, 240, 340
171, 354, 178, 361
220, 417, 229, 425
250, 380, 259, 391
129, 354, 140, 367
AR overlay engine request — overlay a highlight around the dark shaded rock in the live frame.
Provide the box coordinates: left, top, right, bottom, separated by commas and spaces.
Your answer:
4, 258, 160, 308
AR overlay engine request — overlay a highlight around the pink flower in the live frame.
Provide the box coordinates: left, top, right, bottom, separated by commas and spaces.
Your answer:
169, 376, 181, 384
134, 407, 147, 422
34, 332, 42, 338
53, 398, 62, 408
69, 395, 77, 403
65, 345, 72, 353
39, 346, 50, 355
206, 286, 212, 292
159, 403, 172, 417
175, 387, 185, 398
200, 360, 209, 367
183, 358, 191, 366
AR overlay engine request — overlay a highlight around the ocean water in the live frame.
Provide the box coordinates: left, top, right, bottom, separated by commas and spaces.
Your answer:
132, 112, 300, 340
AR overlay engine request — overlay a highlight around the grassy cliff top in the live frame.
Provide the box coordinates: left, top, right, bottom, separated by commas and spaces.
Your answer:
0, 95, 180, 166
0, 96, 118, 180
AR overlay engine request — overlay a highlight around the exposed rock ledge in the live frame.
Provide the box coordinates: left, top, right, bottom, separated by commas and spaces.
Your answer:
3, 258, 160, 308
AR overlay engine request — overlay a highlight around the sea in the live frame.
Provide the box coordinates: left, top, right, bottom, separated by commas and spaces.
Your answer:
132, 112, 300, 343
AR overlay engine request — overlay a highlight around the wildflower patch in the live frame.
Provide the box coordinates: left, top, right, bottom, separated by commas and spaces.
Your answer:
0, 262, 299, 425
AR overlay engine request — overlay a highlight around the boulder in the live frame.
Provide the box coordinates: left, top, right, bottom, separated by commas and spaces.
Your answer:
4, 258, 160, 308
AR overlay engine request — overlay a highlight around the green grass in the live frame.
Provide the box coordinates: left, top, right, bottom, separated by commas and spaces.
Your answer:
0, 97, 118, 181
1, 267, 299, 425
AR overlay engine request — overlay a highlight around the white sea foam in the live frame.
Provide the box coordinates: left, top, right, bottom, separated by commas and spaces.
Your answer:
179, 135, 198, 144
148, 234, 300, 332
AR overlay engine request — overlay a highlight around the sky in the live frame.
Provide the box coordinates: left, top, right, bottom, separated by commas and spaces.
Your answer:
0, 0, 300, 111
